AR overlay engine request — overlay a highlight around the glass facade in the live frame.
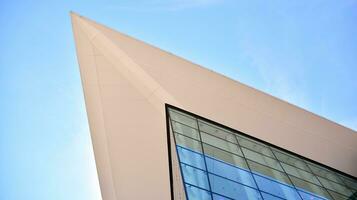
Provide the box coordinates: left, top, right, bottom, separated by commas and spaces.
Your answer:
168, 107, 357, 200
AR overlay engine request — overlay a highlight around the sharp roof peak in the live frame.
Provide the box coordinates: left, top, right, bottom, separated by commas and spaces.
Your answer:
69, 11, 81, 18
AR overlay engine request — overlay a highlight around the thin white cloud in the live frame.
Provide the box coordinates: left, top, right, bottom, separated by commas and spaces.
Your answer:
241, 43, 310, 110
256, 64, 309, 109
165, 0, 225, 10
106, 0, 225, 12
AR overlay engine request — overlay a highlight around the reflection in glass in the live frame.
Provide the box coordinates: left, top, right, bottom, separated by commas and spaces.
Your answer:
209, 174, 262, 200
168, 107, 357, 200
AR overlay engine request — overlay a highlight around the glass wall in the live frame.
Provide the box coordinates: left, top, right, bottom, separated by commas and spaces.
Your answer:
168, 107, 357, 200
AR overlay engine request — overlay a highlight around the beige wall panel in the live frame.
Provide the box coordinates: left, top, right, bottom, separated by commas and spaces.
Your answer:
71, 12, 357, 200
72, 16, 117, 200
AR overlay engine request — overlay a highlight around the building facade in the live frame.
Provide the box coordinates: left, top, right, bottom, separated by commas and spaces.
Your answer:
71, 13, 357, 200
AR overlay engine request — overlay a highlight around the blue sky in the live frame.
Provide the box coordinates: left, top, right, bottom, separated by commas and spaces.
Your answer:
0, 0, 356, 199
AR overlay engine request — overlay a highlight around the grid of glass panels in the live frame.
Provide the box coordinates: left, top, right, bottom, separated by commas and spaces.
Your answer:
168, 107, 357, 200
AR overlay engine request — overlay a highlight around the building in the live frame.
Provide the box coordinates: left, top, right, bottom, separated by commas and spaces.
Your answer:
71, 13, 357, 200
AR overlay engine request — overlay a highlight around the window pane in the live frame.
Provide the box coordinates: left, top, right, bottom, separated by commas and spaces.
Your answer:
253, 174, 302, 200
281, 163, 320, 185
339, 175, 357, 191
298, 190, 329, 200
175, 133, 202, 153
308, 163, 345, 185
205, 156, 257, 188
168, 107, 357, 200
272, 149, 311, 172
177, 146, 205, 170
317, 176, 353, 196
209, 174, 262, 200
328, 190, 349, 200
212, 194, 231, 200
203, 143, 248, 170
201, 132, 243, 156
181, 163, 210, 190
247, 160, 292, 185
261, 192, 285, 200
289, 176, 331, 199
172, 120, 200, 140
170, 110, 198, 128
198, 120, 237, 144
186, 184, 212, 200
237, 136, 274, 158
242, 148, 283, 172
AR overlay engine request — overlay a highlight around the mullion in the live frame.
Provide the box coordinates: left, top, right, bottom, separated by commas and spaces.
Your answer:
205, 142, 280, 172
236, 136, 275, 157
175, 131, 244, 159
206, 130, 306, 170
176, 131, 302, 180
206, 127, 345, 185
168, 106, 357, 200
200, 130, 238, 145
178, 151, 286, 200
289, 176, 335, 199
171, 119, 199, 131
232, 132, 264, 200
286, 170, 332, 191
170, 110, 196, 121
260, 192, 286, 200
195, 117, 214, 200
308, 162, 353, 189
338, 175, 357, 192
241, 146, 284, 172
174, 131, 201, 143
268, 146, 304, 200
249, 157, 351, 198
169, 115, 190, 200
312, 171, 354, 191
303, 162, 336, 200
222, 133, 329, 180
278, 159, 319, 178
178, 145, 250, 173
279, 162, 321, 186
169, 105, 357, 181
198, 119, 234, 135
179, 161, 260, 193
317, 176, 354, 198
271, 149, 317, 173
235, 139, 321, 179
316, 175, 354, 193
184, 182, 236, 200
181, 145, 302, 190
181, 124, 324, 179
237, 137, 342, 199
198, 119, 282, 200
178, 131, 336, 199
182, 157, 301, 200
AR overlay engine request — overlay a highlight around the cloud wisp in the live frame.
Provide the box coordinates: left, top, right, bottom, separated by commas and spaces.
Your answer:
106, 0, 225, 12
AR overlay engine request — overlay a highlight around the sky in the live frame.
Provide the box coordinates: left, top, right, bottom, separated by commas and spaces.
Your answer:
0, 0, 356, 199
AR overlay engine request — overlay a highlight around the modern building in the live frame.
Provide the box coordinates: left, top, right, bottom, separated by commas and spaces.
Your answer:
71, 13, 357, 200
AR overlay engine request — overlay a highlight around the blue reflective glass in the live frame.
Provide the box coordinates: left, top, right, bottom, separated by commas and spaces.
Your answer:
185, 184, 212, 200
212, 193, 232, 200
169, 107, 357, 200
209, 174, 262, 200
205, 156, 257, 188
298, 190, 329, 200
261, 192, 284, 200
181, 163, 210, 190
177, 146, 206, 170
253, 174, 302, 199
